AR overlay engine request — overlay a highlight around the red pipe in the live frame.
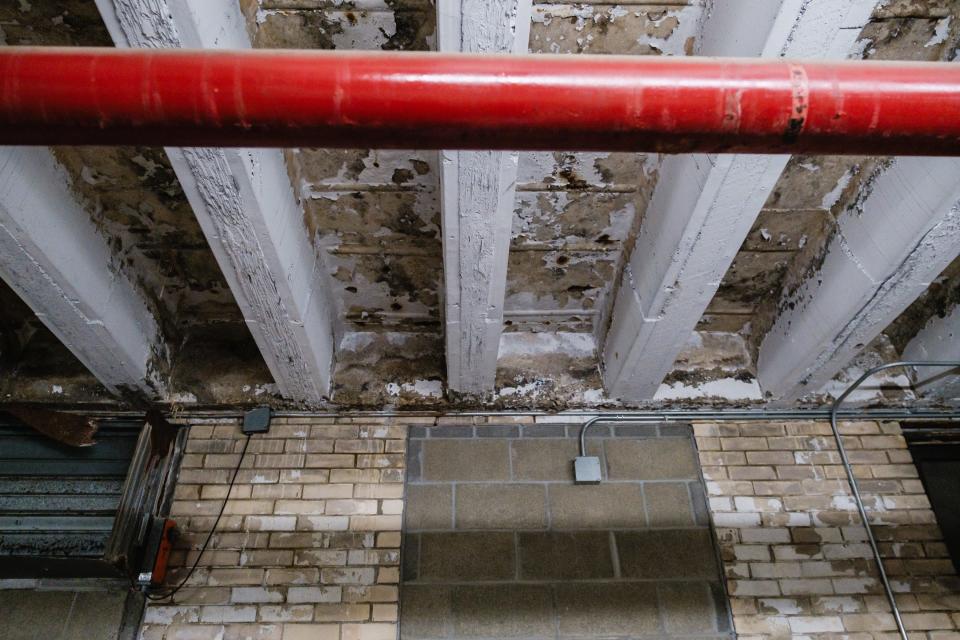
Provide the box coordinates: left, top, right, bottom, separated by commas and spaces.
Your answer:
1, 47, 959, 155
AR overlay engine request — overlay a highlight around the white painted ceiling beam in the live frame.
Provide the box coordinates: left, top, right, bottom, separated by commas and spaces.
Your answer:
0, 148, 166, 397
902, 305, 960, 401
438, 0, 532, 396
96, 0, 338, 403
758, 157, 960, 401
602, 0, 881, 400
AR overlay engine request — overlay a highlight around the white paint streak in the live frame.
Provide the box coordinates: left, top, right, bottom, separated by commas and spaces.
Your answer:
758, 157, 960, 400
439, 0, 532, 396
98, 0, 338, 402
926, 16, 951, 48
654, 378, 763, 401
602, 0, 883, 402
821, 168, 853, 210
497, 331, 596, 359
0, 148, 166, 396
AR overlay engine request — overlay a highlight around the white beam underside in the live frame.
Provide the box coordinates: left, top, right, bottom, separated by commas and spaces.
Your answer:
97, 0, 337, 403
0, 148, 165, 396
758, 157, 960, 400
902, 305, 960, 401
439, 0, 532, 396
602, 0, 880, 400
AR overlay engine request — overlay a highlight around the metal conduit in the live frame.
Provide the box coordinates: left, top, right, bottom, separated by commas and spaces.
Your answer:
829, 361, 960, 640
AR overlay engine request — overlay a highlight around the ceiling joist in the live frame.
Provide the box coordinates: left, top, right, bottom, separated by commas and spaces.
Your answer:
438, 0, 532, 397
758, 156, 960, 401
0, 147, 167, 398
96, 0, 339, 403
601, 0, 884, 401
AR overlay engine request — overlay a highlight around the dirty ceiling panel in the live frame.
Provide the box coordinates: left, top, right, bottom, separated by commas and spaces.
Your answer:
0, 2, 110, 46
505, 250, 616, 333
52, 147, 242, 328
253, 0, 436, 51
506, 7, 682, 342
716, 4, 960, 358
305, 189, 440, 248
874, 0, 956, 17
0, 281, 56, 370
0, 279, 107, 401
858, 10, 958, 59
513, 191, 639, 249
294, 148, 437, 190
517, 152, 649, 190
330, 252, 441, 329
495, 331, 603, 407
251, 3, 442, 341
0, 2, 270, 399
708, 251, 794, 316
333, 331, 444, 407
529, 3, 704, 55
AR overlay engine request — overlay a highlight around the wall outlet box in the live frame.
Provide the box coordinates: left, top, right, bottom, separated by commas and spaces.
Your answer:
573, 456, 602, 484
242, 406, 272, 435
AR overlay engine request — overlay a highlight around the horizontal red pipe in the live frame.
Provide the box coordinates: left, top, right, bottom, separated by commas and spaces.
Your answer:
1, 48, 959, 155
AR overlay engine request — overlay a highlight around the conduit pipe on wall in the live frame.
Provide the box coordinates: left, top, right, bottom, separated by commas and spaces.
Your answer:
830, 362, 960, 640
0, 48, 959, 155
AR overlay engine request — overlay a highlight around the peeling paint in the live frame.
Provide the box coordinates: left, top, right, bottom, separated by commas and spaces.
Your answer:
925, 16, 951, 46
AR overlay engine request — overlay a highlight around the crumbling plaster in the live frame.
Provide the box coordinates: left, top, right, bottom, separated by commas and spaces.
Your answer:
0, 0, 958, 409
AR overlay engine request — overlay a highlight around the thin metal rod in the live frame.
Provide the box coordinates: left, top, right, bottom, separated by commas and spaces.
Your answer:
1, 48, 959, 154
65, 406, 960, 422
579, 415, 673, 457
830, 361, 960, 640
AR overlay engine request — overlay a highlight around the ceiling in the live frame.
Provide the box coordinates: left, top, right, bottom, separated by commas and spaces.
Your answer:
0, 0, 958, 410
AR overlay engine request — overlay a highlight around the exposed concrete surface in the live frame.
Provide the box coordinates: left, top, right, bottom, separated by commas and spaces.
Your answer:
0, 588, 131, 640
1, 0, 959, 410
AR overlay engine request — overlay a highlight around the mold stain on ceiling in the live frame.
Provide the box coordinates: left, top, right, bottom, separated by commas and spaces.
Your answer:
0, 0, 958, 409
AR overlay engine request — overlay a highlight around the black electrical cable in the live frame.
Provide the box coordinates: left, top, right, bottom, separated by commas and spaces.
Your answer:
146, 433, 252, 602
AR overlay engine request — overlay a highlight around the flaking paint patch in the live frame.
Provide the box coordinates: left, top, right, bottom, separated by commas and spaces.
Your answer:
512, 191, 637, 248
333, 331, 444, 407
53, 146, 237, 333
654, 377, 762, 401
925, 16, 951, 46
820, 168, 854, 210
530, 4, 703, 55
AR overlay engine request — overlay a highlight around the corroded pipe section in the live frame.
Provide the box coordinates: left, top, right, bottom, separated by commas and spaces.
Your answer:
1, 48, 958, 155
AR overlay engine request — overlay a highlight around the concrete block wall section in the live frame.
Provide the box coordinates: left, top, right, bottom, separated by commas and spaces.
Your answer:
401, 421, 733, 640
0, 588, 132, 640
695, 420, 960, 639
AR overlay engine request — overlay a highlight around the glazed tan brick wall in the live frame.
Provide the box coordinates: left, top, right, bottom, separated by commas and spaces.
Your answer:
695, 420, 960, 639
141, 416, 409, 640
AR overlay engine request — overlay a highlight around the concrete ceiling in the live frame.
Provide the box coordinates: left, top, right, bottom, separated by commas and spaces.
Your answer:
0, 0, 958, 410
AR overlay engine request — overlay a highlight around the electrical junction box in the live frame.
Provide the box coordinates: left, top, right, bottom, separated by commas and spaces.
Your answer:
573, 456, 602, 484
242, 406, 272, 435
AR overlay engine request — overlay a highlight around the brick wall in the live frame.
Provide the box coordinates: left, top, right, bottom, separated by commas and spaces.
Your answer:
142, 417, 408, 640
695, 420, 960, 639
139, 414, 960, 640
401, 421, 732, 640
